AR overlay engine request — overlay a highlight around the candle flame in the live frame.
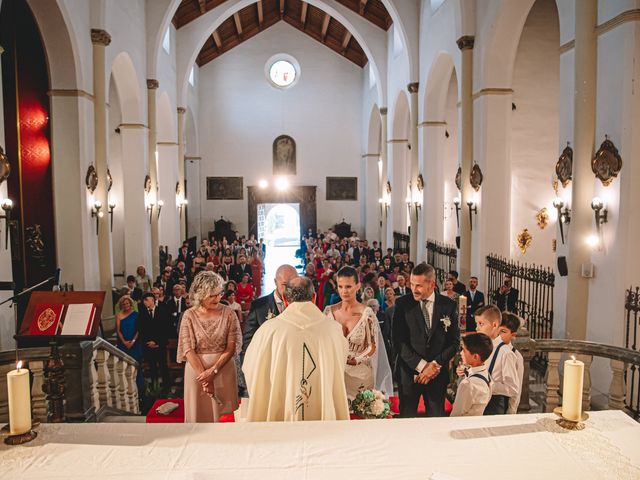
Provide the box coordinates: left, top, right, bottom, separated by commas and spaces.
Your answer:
16, 361, 23, 369
571, 355, 576, 362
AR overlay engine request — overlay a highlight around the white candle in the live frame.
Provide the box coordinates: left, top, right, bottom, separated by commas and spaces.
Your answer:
562, 356, 584, 422
7, 361, 32, 435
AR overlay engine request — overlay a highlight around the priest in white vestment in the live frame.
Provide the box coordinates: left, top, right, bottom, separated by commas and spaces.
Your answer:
243, 276, 350, 421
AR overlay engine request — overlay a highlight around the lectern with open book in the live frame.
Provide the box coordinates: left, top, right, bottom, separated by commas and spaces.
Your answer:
15, 291, 105, 422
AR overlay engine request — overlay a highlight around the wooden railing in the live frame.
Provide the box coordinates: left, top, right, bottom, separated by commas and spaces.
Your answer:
515, 330, 640, 420
0, 336, 139, 424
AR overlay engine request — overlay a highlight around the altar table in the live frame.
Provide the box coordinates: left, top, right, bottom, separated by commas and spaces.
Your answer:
1, 410, 639, 479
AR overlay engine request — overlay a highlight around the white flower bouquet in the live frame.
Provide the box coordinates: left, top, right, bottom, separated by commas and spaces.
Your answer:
349, 389, 392, 419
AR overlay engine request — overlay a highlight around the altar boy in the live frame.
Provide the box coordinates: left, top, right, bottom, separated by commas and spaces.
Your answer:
474, 305, 519, 415
498, 313, 525, 414
450, 333, 493, 417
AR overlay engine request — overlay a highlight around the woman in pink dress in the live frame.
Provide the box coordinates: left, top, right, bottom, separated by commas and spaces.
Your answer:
177, 271, 241, 422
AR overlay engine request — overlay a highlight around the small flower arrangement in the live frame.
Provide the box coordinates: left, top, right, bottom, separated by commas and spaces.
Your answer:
265, 309, 276, 321
349, 389, 392, 419
441, 315, 452, 332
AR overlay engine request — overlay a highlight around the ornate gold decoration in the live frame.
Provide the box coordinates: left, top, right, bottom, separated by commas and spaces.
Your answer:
90, 29, 111, 46
0, 146, 10, 186
85, 165, 98, 193
379, 107, 388, 115
455, 166, 462, 191
592, 136, 622, 186
144, 175, 152, 193
552, 175, 559, 196
176, 181, 181, 195
385, 181, 392, 195
556, 143, 573, 187
416, 173, 424, 191
25, 224, 46, 268
407, 82, 419, 94
516, 228, 533, 254
456, 35, 475, 50
177, 107, 186, 114
107, 169, 113, 192
536, 207, 549, 229
552, 239, 557, 253
146, 79, 159, 90
470, 164, 483, 191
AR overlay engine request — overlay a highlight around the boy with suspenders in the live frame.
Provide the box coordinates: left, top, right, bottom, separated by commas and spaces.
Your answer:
451, 333, 493, 417
474, 305, 519, 415
499, 313, 525, 414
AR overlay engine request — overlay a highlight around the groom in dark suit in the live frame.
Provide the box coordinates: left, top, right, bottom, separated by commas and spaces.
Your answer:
393, 263, 460, 417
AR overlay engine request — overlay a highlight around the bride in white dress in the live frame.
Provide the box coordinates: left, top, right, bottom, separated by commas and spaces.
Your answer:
323, 266, 393, 399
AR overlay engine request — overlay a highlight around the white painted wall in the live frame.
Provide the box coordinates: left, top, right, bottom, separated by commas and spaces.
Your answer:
197, 22, 363, 236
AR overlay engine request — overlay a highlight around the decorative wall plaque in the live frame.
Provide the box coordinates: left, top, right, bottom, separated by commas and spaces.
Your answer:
0, 146, 10, 186
455, 166, 462, 191
416, 173, 424, 191
326, 177, 357, 201
592, 136, 622, 186
273, 135, 296, 175
107, 169, 113, 192
556, 144, 573, 188
470, 164, 483, 191
536, 207, 549, 230
85, 165, 98, 193
516, 228, 533, 254
207, 177, 243, 200
144, 175, 152, 193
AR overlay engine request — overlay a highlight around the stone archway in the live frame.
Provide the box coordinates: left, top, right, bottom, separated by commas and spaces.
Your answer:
247, 186, 316, 240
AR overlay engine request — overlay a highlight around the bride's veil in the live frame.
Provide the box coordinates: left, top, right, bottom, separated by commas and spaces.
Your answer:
370, 311, 394, 398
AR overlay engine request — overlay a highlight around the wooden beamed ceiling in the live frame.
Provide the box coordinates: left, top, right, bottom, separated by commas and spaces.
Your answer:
172, 0, 393, 68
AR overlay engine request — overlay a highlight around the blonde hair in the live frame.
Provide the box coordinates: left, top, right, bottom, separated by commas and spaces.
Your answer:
118, 295, 133, 310
188, 270, 225, 308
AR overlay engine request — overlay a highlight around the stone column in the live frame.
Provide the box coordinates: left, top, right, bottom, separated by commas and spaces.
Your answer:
363, 153, 380, 243
177, 107, 186, 242
91, 29, 114, 314
147, 79, 160, 277
457, 35, 474, 284
566, 0, 597, 340
408, 82, 420, 262
380, 107, 389, 250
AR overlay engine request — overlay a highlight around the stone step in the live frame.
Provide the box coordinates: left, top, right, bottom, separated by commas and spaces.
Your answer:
101, 415, 146, 423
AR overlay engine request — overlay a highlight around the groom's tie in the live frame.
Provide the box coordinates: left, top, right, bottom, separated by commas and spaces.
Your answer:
421, 299, 431, 333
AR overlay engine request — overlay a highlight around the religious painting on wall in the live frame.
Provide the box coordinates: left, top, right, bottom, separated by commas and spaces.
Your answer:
326, 177, 357, 201
206, 177, 244, 200
273, 135, 296, 175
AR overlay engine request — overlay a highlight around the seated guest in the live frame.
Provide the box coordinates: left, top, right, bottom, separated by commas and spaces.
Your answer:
451, 333, 493, 417
394, 274, 409, 296
382, 286, 395, 312
139, 292, 171, 386
243, 276, 350, 421
442, 279, 460, 301
126, 275, 142, 303
225, 290, 242, 323
475, 305, 519, 415
177, 271, 241, 423
236, 273, 255, 312
498, 313, 524, 414
494, 274, 519, 314
230, 254, 252, 283
135, 265, 153, 293
155, 268, 174, 294
374, 275, 387, 306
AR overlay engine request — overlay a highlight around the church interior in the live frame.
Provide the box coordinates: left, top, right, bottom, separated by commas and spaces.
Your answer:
1, 0, 640, 477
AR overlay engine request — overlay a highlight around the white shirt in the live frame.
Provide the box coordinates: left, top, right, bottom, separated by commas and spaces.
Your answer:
450, 365, 492, 417
485, 336, 519, 398
507, 345, 524, 414
415, 291, 436, 374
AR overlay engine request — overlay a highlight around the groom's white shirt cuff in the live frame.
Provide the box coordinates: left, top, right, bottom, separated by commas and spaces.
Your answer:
416, 359, 428, 373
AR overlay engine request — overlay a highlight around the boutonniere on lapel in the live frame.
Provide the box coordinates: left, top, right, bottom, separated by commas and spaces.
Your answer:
266, 309, 276, 321
440, 316, 452, 332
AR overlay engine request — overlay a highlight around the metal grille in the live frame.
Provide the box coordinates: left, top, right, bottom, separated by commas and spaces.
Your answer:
393, 231, 409, 255
624, 287, 640, 419
426, 240, 457, 289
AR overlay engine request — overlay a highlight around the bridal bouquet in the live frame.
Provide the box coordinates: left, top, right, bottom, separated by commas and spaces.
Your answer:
350, 389, 392, 419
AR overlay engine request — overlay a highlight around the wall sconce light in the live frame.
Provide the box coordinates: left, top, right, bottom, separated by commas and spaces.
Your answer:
157, 200, 164, 219
108, 201, 116, 232
453, 197, 461, 228
413, 199, 422, 217
379, 196, 390, 216
553, 197, 571, 244
147, 202, 154, 223
466, 200, 477, 230
91, 201, 103, 235
0, 198, 13, 248
178, 198, 188, 216
591, 196, 608, 232
586, 234, 600, 250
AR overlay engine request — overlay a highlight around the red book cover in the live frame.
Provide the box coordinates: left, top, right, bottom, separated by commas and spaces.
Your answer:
29, 303, 64, 336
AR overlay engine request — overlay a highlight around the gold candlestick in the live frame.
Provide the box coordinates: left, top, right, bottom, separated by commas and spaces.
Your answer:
553, 407, 589, 430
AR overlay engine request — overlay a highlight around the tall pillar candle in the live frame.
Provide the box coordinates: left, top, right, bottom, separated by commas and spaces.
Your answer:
562, 356, 584, 421
7, 361, 31, 435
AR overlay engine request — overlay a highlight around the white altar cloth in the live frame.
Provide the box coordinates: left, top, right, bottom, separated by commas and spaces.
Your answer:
1, 410, 639, 479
